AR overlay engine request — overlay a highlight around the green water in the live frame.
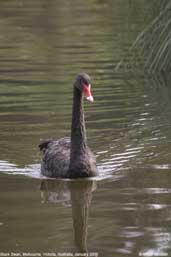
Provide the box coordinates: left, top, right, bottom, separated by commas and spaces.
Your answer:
0, 1, 171, 257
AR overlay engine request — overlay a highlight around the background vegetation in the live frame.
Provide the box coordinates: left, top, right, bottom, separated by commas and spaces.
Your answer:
116, 0, 171, 73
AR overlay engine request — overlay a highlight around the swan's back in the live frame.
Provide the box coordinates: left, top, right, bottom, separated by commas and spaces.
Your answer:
39, 137, 70, 178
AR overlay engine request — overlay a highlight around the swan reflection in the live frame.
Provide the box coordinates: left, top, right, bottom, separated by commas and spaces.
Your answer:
40, 179, 97, 253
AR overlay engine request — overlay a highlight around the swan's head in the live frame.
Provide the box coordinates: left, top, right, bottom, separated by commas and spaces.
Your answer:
75, 73, 94, 102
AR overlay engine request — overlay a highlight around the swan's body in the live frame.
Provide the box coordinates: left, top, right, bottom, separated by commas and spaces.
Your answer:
39, 73, 97, 178
39, 137, 96, 178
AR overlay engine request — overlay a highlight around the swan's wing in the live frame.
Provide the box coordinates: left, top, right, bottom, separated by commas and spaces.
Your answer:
39, 137, 70, 177
39, 137, 70, 152
39, 139, 53, 152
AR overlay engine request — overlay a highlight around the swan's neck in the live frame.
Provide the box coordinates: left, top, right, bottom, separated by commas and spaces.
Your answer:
70, 87, 87, 163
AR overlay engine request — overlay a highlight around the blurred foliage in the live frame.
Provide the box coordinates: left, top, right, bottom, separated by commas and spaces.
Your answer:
116, 0, 171, 73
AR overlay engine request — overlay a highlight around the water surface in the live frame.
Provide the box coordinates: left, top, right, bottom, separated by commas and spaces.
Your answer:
0, 1, 171, 257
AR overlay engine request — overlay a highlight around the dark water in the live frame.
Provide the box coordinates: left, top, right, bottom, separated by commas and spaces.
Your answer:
0, 1, 171, 257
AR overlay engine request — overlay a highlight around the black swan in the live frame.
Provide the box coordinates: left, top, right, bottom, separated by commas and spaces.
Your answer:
39, 73, 97, 178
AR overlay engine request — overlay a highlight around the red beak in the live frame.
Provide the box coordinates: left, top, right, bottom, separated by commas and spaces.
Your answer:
83, 84, 94, 102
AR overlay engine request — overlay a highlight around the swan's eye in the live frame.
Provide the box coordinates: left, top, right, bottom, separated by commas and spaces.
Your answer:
82, 79, 89, 86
